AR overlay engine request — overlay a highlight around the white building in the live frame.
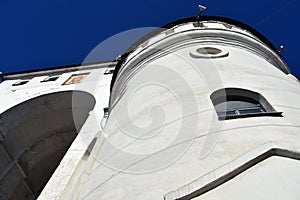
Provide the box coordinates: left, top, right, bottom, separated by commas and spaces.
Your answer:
0, 16, 300, 200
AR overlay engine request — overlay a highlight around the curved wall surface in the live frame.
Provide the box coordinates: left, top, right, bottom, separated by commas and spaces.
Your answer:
77, 18, 300, 200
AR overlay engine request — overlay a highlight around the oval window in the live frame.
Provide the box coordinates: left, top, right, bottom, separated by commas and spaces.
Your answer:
190, 46, 229, 59
196, 47, 222, 55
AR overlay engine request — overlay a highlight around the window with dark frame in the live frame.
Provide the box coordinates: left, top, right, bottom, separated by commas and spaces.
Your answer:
12, 80, 29, 86
104, 69, 114, 75
210, 88, 282, 120
41, 76, 59, 83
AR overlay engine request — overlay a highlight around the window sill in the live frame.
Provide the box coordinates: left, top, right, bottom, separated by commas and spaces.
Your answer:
218, 111, 283, 120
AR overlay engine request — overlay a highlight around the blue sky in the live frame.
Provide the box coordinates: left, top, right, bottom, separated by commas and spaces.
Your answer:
0, 0, 299, 77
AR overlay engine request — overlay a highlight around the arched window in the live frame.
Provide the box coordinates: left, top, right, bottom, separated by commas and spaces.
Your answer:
210, 88, 282, 120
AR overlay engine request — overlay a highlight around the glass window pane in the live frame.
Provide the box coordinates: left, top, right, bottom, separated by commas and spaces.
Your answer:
217, 110, 237, 116
239, 108, 264, 114
216, 101, 258, 111
215, 98, 265, 116
211, 88, 277, 120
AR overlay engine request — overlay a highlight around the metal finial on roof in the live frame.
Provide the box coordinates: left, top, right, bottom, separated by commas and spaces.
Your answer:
277, 45, 287, 53
198, 4, 206, 14
196, 4, 207, 22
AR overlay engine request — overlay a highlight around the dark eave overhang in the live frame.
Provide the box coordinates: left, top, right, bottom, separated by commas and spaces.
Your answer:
2, 60, 116, 80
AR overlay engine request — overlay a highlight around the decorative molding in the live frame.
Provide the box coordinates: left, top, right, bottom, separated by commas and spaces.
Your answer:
164, 142, 300, 200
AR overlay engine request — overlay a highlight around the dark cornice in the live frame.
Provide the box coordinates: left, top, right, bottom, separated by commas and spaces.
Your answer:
110, 16, 283, 92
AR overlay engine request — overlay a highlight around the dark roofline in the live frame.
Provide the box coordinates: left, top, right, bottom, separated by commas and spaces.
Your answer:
2, 60, 116, 80
110, 15, 282, 92
127, 16, 280, 55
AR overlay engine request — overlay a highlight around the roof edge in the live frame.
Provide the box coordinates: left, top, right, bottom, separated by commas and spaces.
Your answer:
2, 60, 116, 80
110, 15, 284, 92
127, 16, 280, 56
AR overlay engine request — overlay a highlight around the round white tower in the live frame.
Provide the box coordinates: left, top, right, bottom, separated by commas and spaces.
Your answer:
74, 16, 300, 200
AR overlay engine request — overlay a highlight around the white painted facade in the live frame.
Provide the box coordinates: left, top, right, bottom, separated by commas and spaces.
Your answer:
1, 17, 300, 200
0, 62, 115, 199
